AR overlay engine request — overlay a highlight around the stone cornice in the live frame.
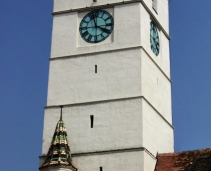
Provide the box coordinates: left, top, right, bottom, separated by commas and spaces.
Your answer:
40, 147, 156, 159
44, 96, 174, 129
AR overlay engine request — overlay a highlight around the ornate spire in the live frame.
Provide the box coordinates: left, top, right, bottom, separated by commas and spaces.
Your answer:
39, 106, 77, 171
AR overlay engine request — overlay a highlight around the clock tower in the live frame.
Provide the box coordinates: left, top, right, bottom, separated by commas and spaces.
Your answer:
39, 0, 173, 171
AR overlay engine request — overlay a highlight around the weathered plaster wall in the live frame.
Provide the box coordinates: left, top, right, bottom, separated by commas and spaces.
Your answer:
47, 48, 141, 106
42, 98, 143, 155
73, 151, 145, 171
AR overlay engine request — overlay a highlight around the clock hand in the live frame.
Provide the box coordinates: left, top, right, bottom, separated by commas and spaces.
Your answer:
80, 24, 112, 30
93, 17, 97, 27
95, 18, 98, 36
95, 18, 97, 37
97, 26, 111, 34
96, 17, 97, 28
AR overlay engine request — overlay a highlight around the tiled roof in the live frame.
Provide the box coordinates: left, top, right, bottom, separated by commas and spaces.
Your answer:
39, 107, 77, 170
155, 148, 211, 171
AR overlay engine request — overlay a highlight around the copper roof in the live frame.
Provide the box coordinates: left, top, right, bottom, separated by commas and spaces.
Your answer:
39, 109, 77, 170
155, 148, 211, 171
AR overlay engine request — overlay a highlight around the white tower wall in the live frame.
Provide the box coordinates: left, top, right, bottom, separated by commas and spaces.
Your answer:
43, 98, 173, 155
47, 48, 142, 106
41, 1, 173, 171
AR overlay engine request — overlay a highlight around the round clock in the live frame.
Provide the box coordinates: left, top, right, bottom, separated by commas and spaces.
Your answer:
79, 9, 114, 43
150, 21, 160, 56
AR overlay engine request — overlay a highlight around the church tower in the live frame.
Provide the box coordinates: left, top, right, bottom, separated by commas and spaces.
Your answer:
40, 0, 174, 171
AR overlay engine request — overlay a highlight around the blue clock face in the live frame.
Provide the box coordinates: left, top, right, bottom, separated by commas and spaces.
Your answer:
150, 21, 160, 56
79, 10, 114, 43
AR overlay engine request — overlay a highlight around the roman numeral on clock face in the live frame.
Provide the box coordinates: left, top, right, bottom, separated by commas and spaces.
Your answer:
88, 13, 95, 20
82, 19, 89, 24
82, 31, 89, 37
102, 28, 111, 34
93, 11, 99, 17
94, 36, 98, 43
87, 35, 92, 42
100, 35, 105, 40
79, 27, 87, 31
105, 16, 112, 22
106, 23, 113, 26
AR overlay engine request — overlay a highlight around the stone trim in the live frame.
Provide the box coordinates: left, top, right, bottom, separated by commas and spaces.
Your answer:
40, 147, 156, 159
44, 96, 174, 129
49, 46, 171, 82
49, 46, 142, 60
142, 96, 174, 129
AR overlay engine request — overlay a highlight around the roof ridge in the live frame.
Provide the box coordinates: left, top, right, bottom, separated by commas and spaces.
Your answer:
157, 153, 179, 156
180, 148, 211, 153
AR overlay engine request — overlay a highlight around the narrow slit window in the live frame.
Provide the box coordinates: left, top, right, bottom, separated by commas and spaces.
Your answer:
90, 115, 94, 128
100, 167, 103, 171
152, 0, 157, 13
95, 65, 97, 73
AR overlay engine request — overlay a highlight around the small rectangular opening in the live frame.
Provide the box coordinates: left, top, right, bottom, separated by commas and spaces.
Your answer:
100, 167, 103, 171
95, 65, 97, 73
90, 115, 94, 128
152, 0, 158, 13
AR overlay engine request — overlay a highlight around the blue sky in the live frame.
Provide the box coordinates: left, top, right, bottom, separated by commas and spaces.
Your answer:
0, 0, 211, 170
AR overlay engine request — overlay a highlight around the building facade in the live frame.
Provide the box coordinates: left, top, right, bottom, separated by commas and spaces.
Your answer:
39, 0, 174, 171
